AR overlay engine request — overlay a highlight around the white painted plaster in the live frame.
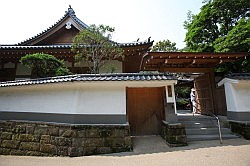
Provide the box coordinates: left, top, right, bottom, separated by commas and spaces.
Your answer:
0, 80, 176, 116
219, 79, 250, 113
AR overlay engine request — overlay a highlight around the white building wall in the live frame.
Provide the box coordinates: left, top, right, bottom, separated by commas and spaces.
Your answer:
224, 81, 250, 112
232, 83, 250, 112
0, 83, 126, 115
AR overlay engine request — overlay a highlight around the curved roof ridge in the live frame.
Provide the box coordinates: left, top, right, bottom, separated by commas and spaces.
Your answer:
18, 5, 88, 46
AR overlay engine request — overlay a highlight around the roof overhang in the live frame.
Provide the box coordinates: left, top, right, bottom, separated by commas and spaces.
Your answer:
0, 73, 177, 88
141, 52, 249, 73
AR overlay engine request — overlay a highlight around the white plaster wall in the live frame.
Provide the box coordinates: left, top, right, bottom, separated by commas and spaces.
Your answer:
75, 87, 126, 114
224, 81, 250, 112
0, 83, 126, 115
0, 80, 177, 115
0, 88, 76, 114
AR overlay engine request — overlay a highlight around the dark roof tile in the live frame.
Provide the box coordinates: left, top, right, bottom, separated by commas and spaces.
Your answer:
0, 73, 176, 88
226, 73, 250, 80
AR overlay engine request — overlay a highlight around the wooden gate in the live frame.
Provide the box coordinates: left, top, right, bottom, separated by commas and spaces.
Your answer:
194, 73, 214, 114
127, 87, 165, 136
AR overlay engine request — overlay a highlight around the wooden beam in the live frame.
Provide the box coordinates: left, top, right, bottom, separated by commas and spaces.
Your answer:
158, 67, 213, 73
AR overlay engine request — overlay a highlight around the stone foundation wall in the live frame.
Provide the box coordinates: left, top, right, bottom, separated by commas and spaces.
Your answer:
0, 120, 132, 156
161, 121, 187, 147
230, 121, 250, 140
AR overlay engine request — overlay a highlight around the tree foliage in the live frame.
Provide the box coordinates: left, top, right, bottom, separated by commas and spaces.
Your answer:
151, 39, 178, 52
184, 0, 250, 52
184, 0, 250, 73
72, 24, 124, 74
214, 18, 250, 52
20, 53, 71, 78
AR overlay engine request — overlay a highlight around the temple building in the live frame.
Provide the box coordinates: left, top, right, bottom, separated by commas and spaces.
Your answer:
0, 6, 153, 81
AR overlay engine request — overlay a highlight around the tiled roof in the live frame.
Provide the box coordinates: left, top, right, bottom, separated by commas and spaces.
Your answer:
18, 6, 88, 45
225, 73, 250, 80
0, 73, 176, 87
0, 45, 72, 50
0, 40, 154, 50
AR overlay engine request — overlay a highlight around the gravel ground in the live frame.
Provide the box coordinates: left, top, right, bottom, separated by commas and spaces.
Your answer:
1, 136, 250, 166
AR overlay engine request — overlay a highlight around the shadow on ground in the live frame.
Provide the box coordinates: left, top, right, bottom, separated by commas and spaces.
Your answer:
101, 136, 250, 157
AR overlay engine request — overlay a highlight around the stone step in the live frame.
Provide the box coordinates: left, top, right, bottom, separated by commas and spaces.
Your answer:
186, 128, 232, 135
178, 115, 215, 121
182, 121, 218, 128
187, 134, 239, 142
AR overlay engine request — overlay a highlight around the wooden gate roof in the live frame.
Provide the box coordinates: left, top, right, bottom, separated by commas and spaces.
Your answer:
141, 52, 249, 73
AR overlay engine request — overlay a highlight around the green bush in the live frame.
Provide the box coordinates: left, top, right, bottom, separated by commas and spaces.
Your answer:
21, 53, 71, 78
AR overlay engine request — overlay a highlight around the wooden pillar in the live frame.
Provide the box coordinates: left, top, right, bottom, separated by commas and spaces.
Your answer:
207, 70, 217, 115
194, 69, 216, 115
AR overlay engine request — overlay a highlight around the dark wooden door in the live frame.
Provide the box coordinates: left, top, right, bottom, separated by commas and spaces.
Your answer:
127, 87, 165, 136
194, 73, 214, 114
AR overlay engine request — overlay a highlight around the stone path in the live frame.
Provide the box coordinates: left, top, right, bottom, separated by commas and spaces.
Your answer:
1, 136, 250, 166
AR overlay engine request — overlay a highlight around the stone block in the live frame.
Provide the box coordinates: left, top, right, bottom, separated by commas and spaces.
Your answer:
96, 147, 111, 154
48, 127, 59, 136
68, 147, 83, 157
1, 140, 19, 149
10, 149, 26, 156
12, 125, 26, 134
84, 147, 97, 156
58, 127, 71, 136
12, 134, 20, 141
85, 128, 100, 138
124, 136, 132, 148
40, 144, 57, 154
26, 151, 42, 156
57, 146, 68, 156
77, 130, 86, 138
26, 125, 35, 134
0, 132, 12, 140
20, 134, 40, 142
105, 138, 124, 147
72, 138, 84, 147
55, 137, 71, 146
111, 129, 125, 137
85, 138, 104, 147
61, 130, 77, 138
34, 126, 48, 136
20, 142, 40, 151
40, 135, 51, 144
99, 129, 112, 137
0, 147, 11, 155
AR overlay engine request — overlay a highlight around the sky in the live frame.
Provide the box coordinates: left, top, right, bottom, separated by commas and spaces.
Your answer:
0, 0, 203, 49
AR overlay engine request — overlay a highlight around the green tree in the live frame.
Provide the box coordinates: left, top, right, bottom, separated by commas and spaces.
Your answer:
184, 0, 249, 52
20, 53, 71, 78
72, 24, 124, 74
214, 18, 250, 53
214, 18, 250, 73
152, 39, 178, 52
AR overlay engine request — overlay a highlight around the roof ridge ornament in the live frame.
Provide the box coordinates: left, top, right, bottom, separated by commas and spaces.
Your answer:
67, 5, 75, 16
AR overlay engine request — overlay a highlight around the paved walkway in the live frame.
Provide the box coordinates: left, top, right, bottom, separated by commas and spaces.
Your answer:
1, 136, 250, 166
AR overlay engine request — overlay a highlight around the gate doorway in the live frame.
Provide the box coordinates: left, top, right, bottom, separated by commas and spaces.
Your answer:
127, 87, 165, 136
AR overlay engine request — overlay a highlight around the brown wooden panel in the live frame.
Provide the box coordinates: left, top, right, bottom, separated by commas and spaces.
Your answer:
127, 87, 165, 136
194, 73, 214, 114
215, 86, 227, 116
